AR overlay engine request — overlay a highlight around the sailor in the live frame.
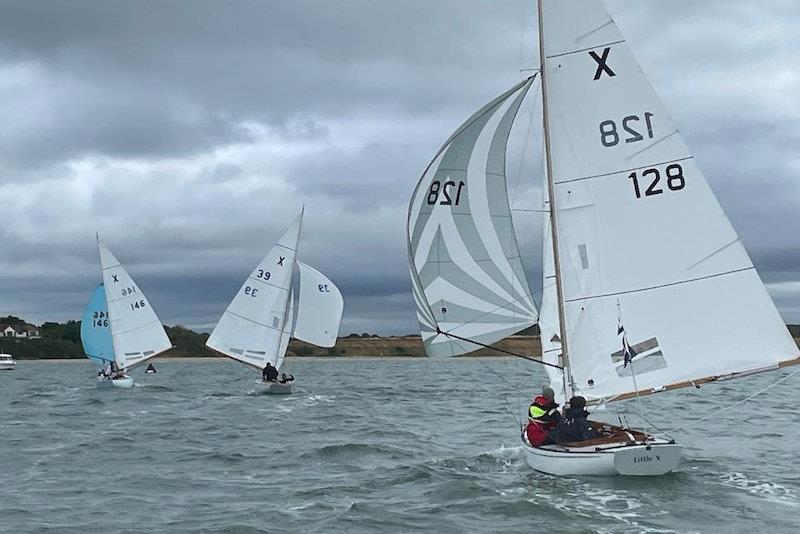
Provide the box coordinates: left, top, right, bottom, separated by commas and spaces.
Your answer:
550, 396, 597, 444
278, 373, 295, 384
262, 362, 278, 382
524, 386, 561, 446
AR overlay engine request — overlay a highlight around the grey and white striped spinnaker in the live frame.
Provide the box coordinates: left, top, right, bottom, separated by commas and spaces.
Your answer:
407, 76, 538, 357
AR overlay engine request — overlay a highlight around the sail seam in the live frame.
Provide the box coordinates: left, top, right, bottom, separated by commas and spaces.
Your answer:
565, 266, 755, 303
113, 318, 164, 337
246, 275, 289, 291
223, 309, 281, 332
555, 156, 694, 185
545, 39, 625, 60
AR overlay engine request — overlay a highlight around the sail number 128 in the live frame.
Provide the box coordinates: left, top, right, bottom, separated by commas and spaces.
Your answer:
427, 180, 465, 206
628, 163, 685, 199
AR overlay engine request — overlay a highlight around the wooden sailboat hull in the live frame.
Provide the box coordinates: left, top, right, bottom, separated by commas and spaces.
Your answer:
96, 376, 135, 389
257, 380, 293, 395
523, 439, 681, 476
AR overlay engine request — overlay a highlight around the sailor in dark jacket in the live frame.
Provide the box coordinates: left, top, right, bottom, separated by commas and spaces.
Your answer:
262, 363, 279, 382
550, 395, 597, 444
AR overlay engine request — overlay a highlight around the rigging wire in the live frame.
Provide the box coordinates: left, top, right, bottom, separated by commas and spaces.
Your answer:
449, 335, 528, 428
660, 367, 800, 436
439, 330, 561, 370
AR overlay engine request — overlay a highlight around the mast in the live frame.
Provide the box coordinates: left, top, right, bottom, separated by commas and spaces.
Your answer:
274, 206, 303, 363
537, 0, 573, 399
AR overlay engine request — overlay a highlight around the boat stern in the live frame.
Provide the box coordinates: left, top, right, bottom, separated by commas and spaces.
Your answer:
613, 443, 682, 476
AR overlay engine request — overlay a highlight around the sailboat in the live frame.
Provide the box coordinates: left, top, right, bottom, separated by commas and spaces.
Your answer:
406, 0, 800, 476
206, 208, 344, 394
80, 236, 173, 388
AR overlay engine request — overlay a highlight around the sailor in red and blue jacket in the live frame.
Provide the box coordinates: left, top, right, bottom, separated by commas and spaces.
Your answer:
524, 386, 561, 446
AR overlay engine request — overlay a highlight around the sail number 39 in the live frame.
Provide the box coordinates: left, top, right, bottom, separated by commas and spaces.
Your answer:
427, 180, 465, 206
629, 164, 685, 199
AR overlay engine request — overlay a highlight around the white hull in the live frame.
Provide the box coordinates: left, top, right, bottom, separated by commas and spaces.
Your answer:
0, 355, 16, 370
523, 438, 681, 476
257, 380, 293, 395
96, 376, 135, 389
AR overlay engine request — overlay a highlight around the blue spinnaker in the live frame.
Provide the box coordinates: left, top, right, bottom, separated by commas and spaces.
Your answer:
80, 284, 114, 365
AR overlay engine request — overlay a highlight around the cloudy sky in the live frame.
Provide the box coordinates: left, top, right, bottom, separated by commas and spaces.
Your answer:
0, 0, 798, 335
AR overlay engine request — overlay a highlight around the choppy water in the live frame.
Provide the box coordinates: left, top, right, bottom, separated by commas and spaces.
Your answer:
1, 358, 799, 533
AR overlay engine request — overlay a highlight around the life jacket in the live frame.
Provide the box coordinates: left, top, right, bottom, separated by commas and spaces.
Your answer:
528, 396, 558, 422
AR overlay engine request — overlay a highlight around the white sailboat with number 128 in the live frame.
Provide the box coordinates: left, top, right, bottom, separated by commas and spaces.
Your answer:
406, 0, 799, 476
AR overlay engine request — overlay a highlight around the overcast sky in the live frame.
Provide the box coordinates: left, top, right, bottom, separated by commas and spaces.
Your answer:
0, 0, 798, 334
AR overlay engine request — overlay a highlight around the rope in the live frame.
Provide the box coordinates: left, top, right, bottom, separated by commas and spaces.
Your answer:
448, 336, 527, 428
439, 330, 562, 370
661, 367, 800, 436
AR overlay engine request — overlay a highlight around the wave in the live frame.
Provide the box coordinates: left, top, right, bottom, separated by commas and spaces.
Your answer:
719, 472, 798, 507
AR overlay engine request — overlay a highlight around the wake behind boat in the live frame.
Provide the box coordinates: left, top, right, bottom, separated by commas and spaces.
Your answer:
206, 208, 344, 394
80, 235, 173, 389
406, 0, 799, 476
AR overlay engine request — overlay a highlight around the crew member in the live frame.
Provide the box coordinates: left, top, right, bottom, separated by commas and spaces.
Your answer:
524, 386, 561, 446
262, 363, 278, 382
550, 395, 597, 444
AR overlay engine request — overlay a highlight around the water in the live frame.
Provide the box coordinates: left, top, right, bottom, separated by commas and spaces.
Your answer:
2, 358, 798, 533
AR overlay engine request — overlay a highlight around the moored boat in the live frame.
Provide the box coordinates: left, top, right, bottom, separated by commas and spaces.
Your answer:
0, 353, 17, 371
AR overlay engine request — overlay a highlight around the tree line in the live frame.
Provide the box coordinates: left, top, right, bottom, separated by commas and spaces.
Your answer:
0, 315, 216, 359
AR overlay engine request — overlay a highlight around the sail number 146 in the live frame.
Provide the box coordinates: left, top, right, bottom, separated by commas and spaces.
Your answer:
628, 163, 685, 199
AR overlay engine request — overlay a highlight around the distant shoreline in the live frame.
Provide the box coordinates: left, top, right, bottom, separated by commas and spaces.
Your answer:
7, 335, 544, 360
17, 355, 519, 364
9, 333, 800, 361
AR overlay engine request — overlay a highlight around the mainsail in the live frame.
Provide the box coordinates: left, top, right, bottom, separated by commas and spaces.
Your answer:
98, 239, 172, 369
539, 0, 800, 402
206, 211, 303, 369
80, 284, 114, 365
407, 77, 539, 357
293, 261, 344, 348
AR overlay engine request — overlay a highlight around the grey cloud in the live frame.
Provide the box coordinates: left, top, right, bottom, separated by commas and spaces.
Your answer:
1, 0, 799, 335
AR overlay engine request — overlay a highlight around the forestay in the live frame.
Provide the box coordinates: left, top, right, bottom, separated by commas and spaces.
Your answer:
540, 0, 799, 401
206, 211, 302, 369
407, 77, 538, 357
98, 240, 172, 369
80, 284, 114, 365
293, 261, 344, 348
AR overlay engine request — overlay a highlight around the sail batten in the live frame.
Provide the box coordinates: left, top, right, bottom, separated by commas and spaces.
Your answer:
407, 76, 538, 357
